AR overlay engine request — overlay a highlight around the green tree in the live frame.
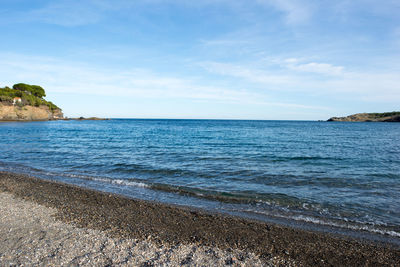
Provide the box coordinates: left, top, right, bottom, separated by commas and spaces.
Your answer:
13, 83, 46, 98
31, 85, 46, 98
2, 83, 59, 110
13, 83, 31, 92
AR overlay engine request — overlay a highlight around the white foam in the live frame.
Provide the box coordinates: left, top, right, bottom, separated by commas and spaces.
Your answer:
42, 171, 150, 189
111, 179, 148, 188
244, 209, 400, 238
291, 215, 400, 237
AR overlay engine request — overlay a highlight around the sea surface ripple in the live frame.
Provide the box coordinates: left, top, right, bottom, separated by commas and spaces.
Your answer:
1, 119, 399, 241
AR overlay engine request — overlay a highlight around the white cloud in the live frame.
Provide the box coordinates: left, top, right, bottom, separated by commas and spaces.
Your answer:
257, 0, 313, 24
200, 62, 294, 86
200, 60, 400, 102
28, 1, 104, 26
322, 72, 400, 99
288, 62, 344, 75
200, 39, 250, 47
276, 58, 344, 76
0, 53, 332, 115
7, 0, 315, 27
284, 58, 300, 64
0, 53, 261, 103
5, 0, 137, 27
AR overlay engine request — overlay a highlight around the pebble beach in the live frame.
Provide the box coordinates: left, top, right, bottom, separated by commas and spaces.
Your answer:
0, 171, 399, 266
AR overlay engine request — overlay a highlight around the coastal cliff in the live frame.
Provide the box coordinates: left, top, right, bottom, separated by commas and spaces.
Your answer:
328, 112, 400, 122
0, 83, 63, 121
0, 103, 63, 121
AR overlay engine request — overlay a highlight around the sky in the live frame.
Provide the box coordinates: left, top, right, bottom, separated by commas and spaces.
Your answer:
0, 0, 399, 120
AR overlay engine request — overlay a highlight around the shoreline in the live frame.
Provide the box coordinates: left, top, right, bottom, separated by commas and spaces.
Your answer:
1, 171, 399, 266
0, 190, 267, 266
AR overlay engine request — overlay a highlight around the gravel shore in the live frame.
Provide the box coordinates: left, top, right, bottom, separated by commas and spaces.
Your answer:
0, 171, 399, 266
0, 191, 269, 266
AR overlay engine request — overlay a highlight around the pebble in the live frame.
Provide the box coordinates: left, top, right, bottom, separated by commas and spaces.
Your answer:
0, 192, 286, 266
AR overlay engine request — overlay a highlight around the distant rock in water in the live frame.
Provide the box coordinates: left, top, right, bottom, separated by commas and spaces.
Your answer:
65, 117, 109, 121
328, 112, 400, 122
0, 83, 63, 121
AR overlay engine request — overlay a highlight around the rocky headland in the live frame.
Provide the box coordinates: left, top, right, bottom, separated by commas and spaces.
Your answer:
0, 83, 63, 121
328, 112, 400, 122
0, 103, 63, 121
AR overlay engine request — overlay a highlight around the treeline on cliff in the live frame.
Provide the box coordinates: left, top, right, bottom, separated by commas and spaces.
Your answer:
0, 83, 59, 111
366, 111, 400, 119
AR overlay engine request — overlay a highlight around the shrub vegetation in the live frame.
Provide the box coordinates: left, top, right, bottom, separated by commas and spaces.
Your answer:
368, 112, 400, 118
13, 83, 46, 98
0, 83, 59, 111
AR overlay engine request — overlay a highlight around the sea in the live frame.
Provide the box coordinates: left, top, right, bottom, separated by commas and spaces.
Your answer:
1, 119, 399, 244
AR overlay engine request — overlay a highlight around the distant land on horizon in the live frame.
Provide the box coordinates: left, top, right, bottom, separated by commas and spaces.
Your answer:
0, 83, 109, 121
0, 83, 63, 121
328, 112, 400, 122
1, 83, 399, 122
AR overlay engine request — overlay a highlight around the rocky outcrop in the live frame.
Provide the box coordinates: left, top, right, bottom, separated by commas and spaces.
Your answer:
64, 117, 108, 121
328, 112, 400, 122
381, 116, 400, 122
0, 103, 63, 121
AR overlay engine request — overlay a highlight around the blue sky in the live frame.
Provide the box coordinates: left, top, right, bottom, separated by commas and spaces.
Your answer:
1, 0, 399, 119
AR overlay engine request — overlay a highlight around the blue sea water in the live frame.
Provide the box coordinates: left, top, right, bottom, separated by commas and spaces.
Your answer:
0, 119, 399, 242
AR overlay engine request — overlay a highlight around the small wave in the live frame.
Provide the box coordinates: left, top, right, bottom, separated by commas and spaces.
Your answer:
149, 183, 305, 208
292, 215, 400, 238
0, 161, 43, 173
25, 169, 150, 189
2, 161, 399, 238
271, 156, 341, 162
63, 174, 149, 188
150, 184, 254, 204
110, 179, 148, 188
246, 208, 400, 238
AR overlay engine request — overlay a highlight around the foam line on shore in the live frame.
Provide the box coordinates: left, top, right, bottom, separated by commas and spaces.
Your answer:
0, 171, 399, 266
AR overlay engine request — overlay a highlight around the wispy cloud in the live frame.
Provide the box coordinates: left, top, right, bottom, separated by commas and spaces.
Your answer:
200, 59, 400, 102
257, 0, 314, 24
199, 39, 251, 47
2, 0, 399, 118
26, 1, 104, 26
284, 59, 344, 75
2, 0, 136, 27
200, 62, 294, 86
4, 0, 316, 27
0, 53, 259, 103
0, 53, 331, 115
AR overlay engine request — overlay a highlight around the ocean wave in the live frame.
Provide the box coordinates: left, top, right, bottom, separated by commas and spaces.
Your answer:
57, 173, 149, 188
2, 161, 399, 239
291, 215, 400, 238
109, 179, 148, 188
270, 156, 341, 162
245, 208, 400, 238
0, 164, 151, 190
